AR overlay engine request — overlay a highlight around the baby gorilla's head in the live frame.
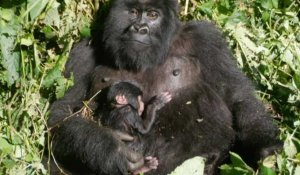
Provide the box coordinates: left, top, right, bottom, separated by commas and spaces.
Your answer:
107, 81, 144, 113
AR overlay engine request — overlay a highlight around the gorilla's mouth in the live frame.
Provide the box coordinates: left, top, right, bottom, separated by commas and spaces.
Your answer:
125, 40, 151, 46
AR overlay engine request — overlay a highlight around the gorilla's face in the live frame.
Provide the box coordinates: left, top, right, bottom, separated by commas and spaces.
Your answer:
103, 0, 179, 71
122, 7, 161, 50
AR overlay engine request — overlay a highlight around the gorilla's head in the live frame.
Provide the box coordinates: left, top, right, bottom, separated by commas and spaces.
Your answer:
103, 0, 180, 71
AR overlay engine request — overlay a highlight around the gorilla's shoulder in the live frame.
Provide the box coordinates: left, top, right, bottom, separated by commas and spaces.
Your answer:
65, 38, 96, 81
182, 21, 222, 36
71, 38, 92, 50
179, 21, 227, 47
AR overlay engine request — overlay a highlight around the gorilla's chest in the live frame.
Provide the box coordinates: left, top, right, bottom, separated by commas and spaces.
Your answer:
91, 56, 200, 102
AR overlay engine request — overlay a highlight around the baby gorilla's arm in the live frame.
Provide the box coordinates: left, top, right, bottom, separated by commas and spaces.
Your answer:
137, 92, 172, 134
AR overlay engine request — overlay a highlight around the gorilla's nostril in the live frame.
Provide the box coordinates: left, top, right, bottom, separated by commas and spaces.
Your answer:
139, 27, 149, 35
129, 24, 140, 33
134, 24, 140, 31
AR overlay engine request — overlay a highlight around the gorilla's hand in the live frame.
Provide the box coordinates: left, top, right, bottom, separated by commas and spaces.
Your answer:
51, 117, 144, 174
259, 143, 282, 159
150, 92, 172, 110
112, 130, 145, 172
94, 128, 144, 174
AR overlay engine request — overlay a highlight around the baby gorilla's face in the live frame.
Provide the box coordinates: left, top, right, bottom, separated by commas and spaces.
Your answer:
137, 96, 144, 116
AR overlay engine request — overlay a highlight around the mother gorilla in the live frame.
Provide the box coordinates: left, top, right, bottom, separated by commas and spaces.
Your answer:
48, 0, 282, 174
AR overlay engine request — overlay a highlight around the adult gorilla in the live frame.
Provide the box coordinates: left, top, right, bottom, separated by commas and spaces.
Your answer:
48, 0, 282, 174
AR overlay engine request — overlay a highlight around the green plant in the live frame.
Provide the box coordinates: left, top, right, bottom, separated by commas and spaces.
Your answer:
181, 0, 300, 174
0, 0, 95, 173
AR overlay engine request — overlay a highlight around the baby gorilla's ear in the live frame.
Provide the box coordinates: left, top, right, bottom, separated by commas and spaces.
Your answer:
115, 95, 128, 105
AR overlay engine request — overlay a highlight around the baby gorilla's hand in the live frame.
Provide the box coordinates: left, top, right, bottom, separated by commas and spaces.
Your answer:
132, 156, 158, 175
152, 92, 172, 110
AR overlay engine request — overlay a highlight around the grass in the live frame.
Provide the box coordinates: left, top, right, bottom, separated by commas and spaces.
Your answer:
0, 0, 299, 174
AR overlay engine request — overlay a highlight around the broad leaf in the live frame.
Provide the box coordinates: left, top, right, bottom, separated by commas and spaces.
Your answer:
284, 135, 297, 158
169, 156, 205, 175
27, 0, 49, 21
0, 22, 20, 86
0, 137, 13, 154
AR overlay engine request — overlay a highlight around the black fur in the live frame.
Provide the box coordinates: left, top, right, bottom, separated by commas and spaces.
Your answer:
48, 0, 282, 174
103, 81, 167, 135
107, 81, 143, 109
102, 0, 180, 70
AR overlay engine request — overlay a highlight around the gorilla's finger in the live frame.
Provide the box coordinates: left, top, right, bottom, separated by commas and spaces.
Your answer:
114, 131, 134, 141
145, 156, 153, 160
122, 147, 143, 163
128, 158, 144, 171
145, 156, 158, 169
165, 94, 172, 102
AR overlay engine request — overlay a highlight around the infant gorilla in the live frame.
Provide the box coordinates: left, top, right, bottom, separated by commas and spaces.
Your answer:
102, 82, 172, 175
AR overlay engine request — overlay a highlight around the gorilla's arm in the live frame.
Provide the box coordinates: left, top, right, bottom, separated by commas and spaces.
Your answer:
186, 21, 282, 163
136, 92, 171, 134
48, 39, 96, 128
50, 116, 143, 174
231, 93, 282, 164
48, 39, 144, 174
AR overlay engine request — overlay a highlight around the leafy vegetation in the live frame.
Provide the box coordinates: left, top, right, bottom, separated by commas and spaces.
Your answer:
0, 0, 299, 174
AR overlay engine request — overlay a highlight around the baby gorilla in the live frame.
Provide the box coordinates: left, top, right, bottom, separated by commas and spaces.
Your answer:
102, 81, 171, 175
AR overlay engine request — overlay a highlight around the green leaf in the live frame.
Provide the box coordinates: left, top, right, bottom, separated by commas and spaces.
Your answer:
20, 37, 33, 46
220, 164, 252, 175
261, 0, 274, 10
198, 2, 214, 16
226, 11, 247, 26
259, 166, 276, 175
169, 156, 205, 175
220, 152, 254, 175
229, 24, 258, 65
80, 25, 91, 38
27, 0, 49, 21
43, 1, 60, 28
262, 155, 276, 168
0, 8, 14, 21
0, 137, 13, 154
293, 73, 300, 89
276, 154, 285, 173
15, 145, 26, 158
262, 11, 270, 22
295, 166, 300, 175
11, 133, 23, 145
42, 50, 70, 88
25, 152, 40, 162
43, 25, 55, 39
42, 66, 61, 88
2, 159, 16, 169
282, 50, 294, 70
271, 0, 278, 8
220, 0, 230, 10
0, 26, 20, 86
229, 152, 249, 168
284, 136, 297, 158
55, 77, 69, 99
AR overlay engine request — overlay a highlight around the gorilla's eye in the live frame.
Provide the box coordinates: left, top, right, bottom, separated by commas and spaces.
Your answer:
129, 8, 138, 17
147, 10, 159, 20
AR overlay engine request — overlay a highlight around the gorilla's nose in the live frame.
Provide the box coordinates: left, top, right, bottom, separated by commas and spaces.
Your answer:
131, 24, 149, 35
